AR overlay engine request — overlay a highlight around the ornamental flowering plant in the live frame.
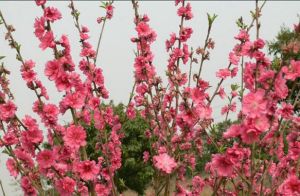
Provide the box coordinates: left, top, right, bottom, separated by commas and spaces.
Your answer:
0, 0, 299, 196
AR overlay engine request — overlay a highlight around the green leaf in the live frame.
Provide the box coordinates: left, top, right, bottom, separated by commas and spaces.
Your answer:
0, 56, 5, 60
231, 84, 239, 91
207, 13, 218, 26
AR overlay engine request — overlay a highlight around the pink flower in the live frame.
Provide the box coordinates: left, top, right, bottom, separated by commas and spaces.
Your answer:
278, 175, 300, 195
45, 59, 61, 80
95, 183, 110, 196
278, 102, 294, 119
223, 124, 241, 139
44, 7, 62, 22
35, 0, 46, 6
136, 22, 151, 37
211, 154, 233, 177
63, 125, 86, 150
55, 177, 75, 196
153, 153, 177, 174
234, 30, 249, 42
39, 31, 55, 50
229, 52, 239, 65
42, 104, 59, 126
177, 3, 193, 20
75, 160, 99, 181
192, 176, 205, 195
34, 17, 45, 39
218, 87, 226, 99
37, 149, 55, 169
105, 4, 114, 19
143, 151, 150, 162
165, 33, 176, 51
249, 115, 270, 132
179, 27, 193, 42
22, 128, 43, 144
0, 101, 17, 121
242, 89, 267, 118
241, 127, 260, 144
126, 102, 136, 120
6, 159, 18, 178
282, 60, 300, 81
21, 176, 37, 196
62, 92, 85, 109
216, 68, 231, 79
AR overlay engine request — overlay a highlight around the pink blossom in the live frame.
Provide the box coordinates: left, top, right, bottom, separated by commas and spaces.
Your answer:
63, 125, 86, 150
75, 160, 99, 181
6, 159, 18, 178
241, 127, 261, 144
153, 153, 177, 174
105, 4, 114, 19
223, 124, 241, 139
229, 52, 240, 65
95, 183, 110, 196
216, 68, 231, 79
126, 102, 136, 120
242, 89, 267, 118
278, 102, 294, 119
55, 177, 75, 196
44, 59, 61, 81
278, 175, 300, 195
44, 7, 62, 22
177, 3, 193, 20
0, 101, 17, 121
21, 176, 37, 196
35, 0, 46, 6
37, 149, 55, 169
34, 17, 45, 39
62, 92, 85, 109
143, 151, 150, 162
179, 27, 193, 42
211, 154, 233, 177
136, 22, 152, 37
218, 87, 226, 99
39, 31, 55, 50
282, 60, 300, 81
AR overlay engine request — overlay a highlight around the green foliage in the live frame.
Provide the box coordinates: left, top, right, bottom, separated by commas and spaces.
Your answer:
267, 21, 300, 111
268, 24, 300, 64
112, 103, 154, 195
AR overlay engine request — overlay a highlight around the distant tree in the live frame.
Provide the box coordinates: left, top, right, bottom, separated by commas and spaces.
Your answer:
268, 20, 300, 111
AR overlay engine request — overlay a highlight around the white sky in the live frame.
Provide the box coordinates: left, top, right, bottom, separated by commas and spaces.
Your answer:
0, 1, 299, 195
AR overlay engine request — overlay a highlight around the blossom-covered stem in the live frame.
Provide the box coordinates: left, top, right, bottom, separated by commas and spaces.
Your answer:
0, 138, 43, 192
209, 2, 266, 105
171, 0, 185, 134
240, 56, 244, 103
196, 16, 214, 84
188, 49, 194, 87
208, 63, 232, 105
0, 11, 43, 105
95, 18, 106, 64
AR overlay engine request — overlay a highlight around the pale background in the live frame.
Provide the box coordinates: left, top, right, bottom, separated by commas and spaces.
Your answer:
0, 1, 299, 195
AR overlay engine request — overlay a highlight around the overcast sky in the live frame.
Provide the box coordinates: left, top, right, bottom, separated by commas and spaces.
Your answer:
0, 1, 299, 195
